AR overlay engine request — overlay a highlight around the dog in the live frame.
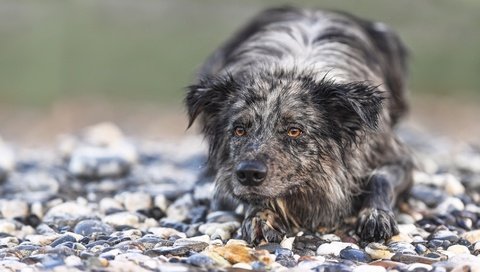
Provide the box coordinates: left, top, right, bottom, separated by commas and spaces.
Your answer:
186, 6, 413, 244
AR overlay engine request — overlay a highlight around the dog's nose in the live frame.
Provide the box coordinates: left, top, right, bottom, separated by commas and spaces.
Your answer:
235, 160, 268, 186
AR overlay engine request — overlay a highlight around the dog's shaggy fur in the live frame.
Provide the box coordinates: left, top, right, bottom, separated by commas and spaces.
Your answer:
186, 6, 413, 244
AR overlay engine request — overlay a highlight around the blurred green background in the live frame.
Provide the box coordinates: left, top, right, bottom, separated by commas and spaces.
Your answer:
1, 0, 479, 106
0, 0, 479, 144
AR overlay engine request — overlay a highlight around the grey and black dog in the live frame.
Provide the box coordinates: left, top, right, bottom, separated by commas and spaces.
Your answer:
186, 6, 413, 244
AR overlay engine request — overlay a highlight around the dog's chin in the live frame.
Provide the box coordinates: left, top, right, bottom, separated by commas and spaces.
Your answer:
232, 188, 274, 205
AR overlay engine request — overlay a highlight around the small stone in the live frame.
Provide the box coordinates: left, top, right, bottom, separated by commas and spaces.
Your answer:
123, 192, 152, 212
172, 239, 209, 252
0, 138, 15, 178
407, 263, 433, 271
317, 241, 359, 256
198, 222, 240, 240
462, 229, 480, 244
50, 235, 78, 247
64, 255, 82, 267
206, 211, 241, 223
441, 174, 465, 196
434, 197, 465, 213
297, 259, 325, 270
391, 252, 447, 264
388, 232, 413, 243
446, 244, 470, 255
44, 201, 92, 221
25, 234, 60, 245
368, 259, 406, 270
313, 263, 352, 272
103, 212, 139, 227
353, 264, 387, 272
99, 198, 124, 213
410, 185, 447, 207
280, 236, 295, 250
0, 220, 16, 234
320, 233, 341, 242
186, 253, 214, 267
256, 243, 281, 254
339, 246, 371, 262
148, 227, 186, 239
74, 219, 115, 236
415, 244, 427, 254
429, 229, 459, 243
275, 248, 296, 267
232, 263, 253, 269
213, 244, 255, 264
365, 242, 395, 260
68, 146, 131, 178
153, 195, 169, 212
31, 202, 43, 219
0, 200, 28, 219
166, 194, 193, 222
225, 239, 248, 246
388, 242, 417, 255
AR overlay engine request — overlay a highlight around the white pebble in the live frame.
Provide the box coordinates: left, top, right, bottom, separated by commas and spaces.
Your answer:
103, 212, 139, 227
0, 200, 28, 219
123, 192, 152, 212
316, 242, 358, 256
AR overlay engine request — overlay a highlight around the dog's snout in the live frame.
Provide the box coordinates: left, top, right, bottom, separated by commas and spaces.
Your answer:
235, 160, 268, 186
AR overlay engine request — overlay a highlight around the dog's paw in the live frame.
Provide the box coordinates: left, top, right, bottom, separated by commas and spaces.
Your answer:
356, 208, 399, 242
241, 209, 287, 245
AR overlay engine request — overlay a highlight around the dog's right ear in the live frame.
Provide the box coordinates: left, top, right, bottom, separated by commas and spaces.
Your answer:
185, 75, 237, 128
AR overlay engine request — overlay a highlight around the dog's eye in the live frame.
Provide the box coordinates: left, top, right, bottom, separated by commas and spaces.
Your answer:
234, 126, 247, 137
287, 127, 302, 138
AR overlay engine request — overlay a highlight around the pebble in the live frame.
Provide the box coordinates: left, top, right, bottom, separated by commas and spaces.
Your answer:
0, 138, 15, 178
74, 219, 115, 236
213, 244, 255, 264
122, 192, 152, 212
275, 248, 296, 267
0, 125, 479, 271
44, 201, 92, 221
365, 243, 395, 260
0, 200, 28, 219
317, 241, 359, 256
462, 229, 480, 244
68, 146, 132, 179
339, 246, 371, 262
172, 239, 209, 252
446, 244, 470, 255
99, 198, 124, 213
353, 265, 387, 272
103, 212, 139, 227
0, 220, 17, 234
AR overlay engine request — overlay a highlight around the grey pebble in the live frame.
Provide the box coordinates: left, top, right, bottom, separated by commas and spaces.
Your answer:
74, 219, 115, 236
186, 253, 214, 267
339, 247, 371, 263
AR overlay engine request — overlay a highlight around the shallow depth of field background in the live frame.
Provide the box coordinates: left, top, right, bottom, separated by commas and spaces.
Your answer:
0, 0, 479, 145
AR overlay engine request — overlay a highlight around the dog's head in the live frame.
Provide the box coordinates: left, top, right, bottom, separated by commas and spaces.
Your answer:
186, 69, 383, 203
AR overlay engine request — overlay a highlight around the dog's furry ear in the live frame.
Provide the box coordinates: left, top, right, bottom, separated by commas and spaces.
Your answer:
313, 81, 384, 141
185, 75, 237, 128
361, 21, 409, 125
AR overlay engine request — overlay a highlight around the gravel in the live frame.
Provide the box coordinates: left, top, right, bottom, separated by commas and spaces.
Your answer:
0, 123, 479, 271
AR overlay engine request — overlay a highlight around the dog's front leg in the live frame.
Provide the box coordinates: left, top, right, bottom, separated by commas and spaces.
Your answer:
357, 161, 413, 242
241, 207, 288, 245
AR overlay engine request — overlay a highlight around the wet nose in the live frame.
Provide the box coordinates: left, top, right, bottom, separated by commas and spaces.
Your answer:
235, 160, 268, 186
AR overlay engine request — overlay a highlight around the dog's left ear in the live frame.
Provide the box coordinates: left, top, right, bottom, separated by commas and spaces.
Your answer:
185, 75, 237, 128
313, 81, 384, 141
360, 20, 409, 124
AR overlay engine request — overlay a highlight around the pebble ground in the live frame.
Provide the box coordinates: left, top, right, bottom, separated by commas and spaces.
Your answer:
0, 122, 479, 272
